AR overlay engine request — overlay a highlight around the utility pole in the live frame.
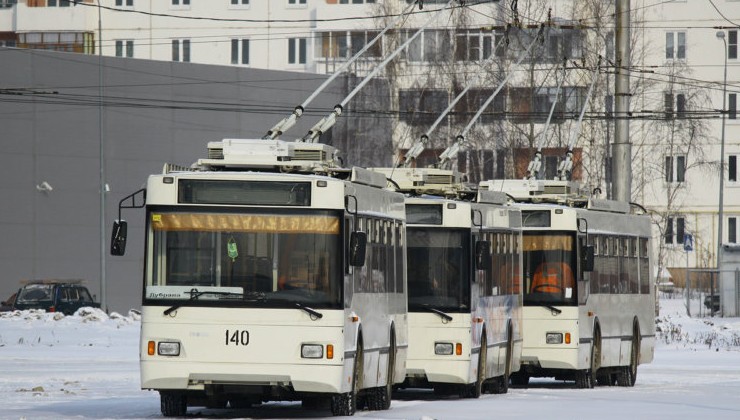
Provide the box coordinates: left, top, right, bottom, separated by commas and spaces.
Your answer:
612, 0, 631, 202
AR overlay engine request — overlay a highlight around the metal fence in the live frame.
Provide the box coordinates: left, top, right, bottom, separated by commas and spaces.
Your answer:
668, 269, 740, 318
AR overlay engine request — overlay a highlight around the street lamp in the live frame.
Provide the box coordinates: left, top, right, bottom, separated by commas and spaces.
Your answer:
715, 30, 728, 273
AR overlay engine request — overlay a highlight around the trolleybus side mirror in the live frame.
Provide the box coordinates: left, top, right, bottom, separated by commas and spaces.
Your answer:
475, 240, 491, 272
110, 220, 128, 256
582, 245, 595, 273
349, 231, 367, 267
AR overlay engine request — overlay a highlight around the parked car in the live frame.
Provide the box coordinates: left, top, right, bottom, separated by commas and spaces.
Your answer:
12, 280, 100, 315
704, 294, 720, 313
0, 292, 16, 312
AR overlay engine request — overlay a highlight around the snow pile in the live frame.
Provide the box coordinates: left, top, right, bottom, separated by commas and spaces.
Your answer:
656, 298, 740, 350
0, 307, 141, 350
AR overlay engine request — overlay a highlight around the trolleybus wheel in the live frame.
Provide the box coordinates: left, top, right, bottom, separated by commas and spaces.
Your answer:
492, 334, 513, 394
367, 331, 395, 410
576, 329, 600, 389
160, 392, 187, 417
462, 333, 486, 398
617, 325, 640, 387
331, 340, 362, 416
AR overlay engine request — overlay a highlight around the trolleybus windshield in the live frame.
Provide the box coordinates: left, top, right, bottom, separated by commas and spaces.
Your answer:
145, 209, 343, 309
406, 228, 471, 312
522, 232, 577, 306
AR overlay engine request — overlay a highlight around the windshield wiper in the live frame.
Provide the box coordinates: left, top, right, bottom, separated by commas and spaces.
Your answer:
163, 290, 243, 316
423, 306, 453, 323
540, 304, 563, 316
293, 302, 323, 320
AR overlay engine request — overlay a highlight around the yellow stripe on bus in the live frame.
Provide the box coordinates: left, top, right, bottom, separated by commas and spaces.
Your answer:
151, 213, 340, 234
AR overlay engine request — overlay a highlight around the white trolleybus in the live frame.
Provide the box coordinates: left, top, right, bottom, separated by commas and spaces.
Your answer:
480, 179, 655, 388
370, 168, 523, 397
111, 139, 408, 416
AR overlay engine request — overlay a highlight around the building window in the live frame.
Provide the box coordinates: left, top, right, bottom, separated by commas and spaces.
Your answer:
665, 31, 686, 60
729, 30, 737, 60
729, 155, 737, 182
172, 39, 190, 62
730, 93, 737, 120
115, 0, 134, 6
115, 40, 134, 57
665, 216, 685, 245
1, 0, 17, 7
288, 38, 307, 64
664, 92, 686, 119
230, 0, 249, 5
730, 217, 737, 244
455, 30, 503, 62
318, 31, 382, 60
288, 0, 306, 5
404, 29, 452, 63
171, 0, 190, 8
398, 89, 448, 125
453, 88, 505, 124
665, 155, 686, 183
231, 39, 249, 65
508, 86, 586, 123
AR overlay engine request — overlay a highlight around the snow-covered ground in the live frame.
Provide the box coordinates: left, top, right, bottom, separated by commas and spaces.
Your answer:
2, 299, 740, 420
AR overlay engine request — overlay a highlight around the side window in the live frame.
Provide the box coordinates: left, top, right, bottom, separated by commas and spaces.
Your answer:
639, 237, 650, 294
396, 222, 404, 293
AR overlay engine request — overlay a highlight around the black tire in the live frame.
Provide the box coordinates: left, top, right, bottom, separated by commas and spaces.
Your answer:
617, 328, 639, 387
160, 392, 187, 417
331, 341, 362, 416
576, 330, 600, 389
596, 371, 615, 386
367, 332, 395, 410
495, 335, 513, 394
462, 334, 486, 398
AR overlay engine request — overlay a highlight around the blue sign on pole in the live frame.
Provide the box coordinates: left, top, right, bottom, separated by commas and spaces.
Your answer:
684, 233, 693, 252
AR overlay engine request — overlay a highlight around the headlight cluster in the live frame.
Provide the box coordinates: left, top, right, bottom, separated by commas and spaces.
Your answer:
301, 343, 334, 359
545, 332, 572, 345
147, 340, 180, 356
434, 342, 463, 356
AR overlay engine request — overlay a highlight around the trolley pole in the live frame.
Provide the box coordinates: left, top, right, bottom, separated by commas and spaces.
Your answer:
612, 0, 631, 202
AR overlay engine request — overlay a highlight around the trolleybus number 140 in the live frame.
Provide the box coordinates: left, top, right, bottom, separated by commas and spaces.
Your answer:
225, 329, 250, 346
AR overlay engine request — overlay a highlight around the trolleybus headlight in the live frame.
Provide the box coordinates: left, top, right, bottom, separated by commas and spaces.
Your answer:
434, 342, 454, 355
546, 332, 563, 344
301, 344, 324, 359
158, 341, 181, 356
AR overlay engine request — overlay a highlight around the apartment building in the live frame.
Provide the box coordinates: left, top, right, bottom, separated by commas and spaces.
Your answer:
635, 0, 739, 282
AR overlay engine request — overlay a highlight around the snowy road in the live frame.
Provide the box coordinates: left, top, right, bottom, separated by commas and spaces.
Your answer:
2, 303, 740, 420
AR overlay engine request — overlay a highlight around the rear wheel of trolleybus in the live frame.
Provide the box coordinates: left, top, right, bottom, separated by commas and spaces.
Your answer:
331, 338, 363, 416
